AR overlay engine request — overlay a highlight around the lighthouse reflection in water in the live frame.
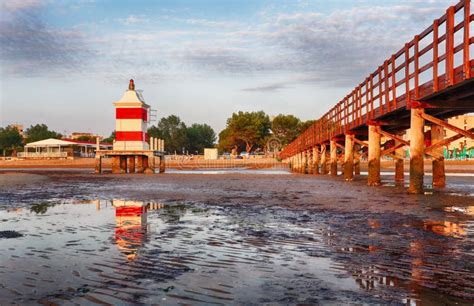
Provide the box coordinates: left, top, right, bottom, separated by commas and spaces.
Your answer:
110, 200, 163, 261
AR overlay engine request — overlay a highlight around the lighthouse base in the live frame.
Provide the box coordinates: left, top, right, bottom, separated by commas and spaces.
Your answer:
95, 150, 165, 174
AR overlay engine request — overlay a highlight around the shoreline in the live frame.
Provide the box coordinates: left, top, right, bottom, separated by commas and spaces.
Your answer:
1, 158, 473, 173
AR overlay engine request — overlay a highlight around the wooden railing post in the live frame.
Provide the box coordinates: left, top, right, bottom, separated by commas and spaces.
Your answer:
446, 6, 455, 87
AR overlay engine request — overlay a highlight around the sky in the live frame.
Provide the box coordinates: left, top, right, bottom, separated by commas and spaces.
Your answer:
0, 0, 455, 136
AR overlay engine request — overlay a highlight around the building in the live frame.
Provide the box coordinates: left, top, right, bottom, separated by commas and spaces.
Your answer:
19, 138, 112, 159
9, 124, 24, 137
71, 132, 101, 140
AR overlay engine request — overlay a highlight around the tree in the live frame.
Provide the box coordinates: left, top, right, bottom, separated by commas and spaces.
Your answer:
218, 111, 271, 153
271, 114, 301, 145
0, 126, 23, 156
76, 135, 96, 142
148, 115, 188, 153
24, 124, 62, 143
102, 131, 115, 144
186, 123, 216, 154
298, 120, 315, 134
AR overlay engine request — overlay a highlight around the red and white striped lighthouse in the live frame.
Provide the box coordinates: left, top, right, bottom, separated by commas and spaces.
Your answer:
113, 79, 150, 151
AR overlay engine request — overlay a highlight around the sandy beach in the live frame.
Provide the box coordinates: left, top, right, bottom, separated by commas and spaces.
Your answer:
0, 169, 473, 304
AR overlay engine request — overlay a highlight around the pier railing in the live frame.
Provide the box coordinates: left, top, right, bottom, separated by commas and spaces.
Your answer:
281, 0, 473, 159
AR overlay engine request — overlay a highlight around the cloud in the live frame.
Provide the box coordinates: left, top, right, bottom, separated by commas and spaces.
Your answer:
184, 47, 280, 74
118, 15, 149, 26
185, 18, 238, 28
242, 83, 289, 92
1, 0, 43, 11
0, 1, 92, 77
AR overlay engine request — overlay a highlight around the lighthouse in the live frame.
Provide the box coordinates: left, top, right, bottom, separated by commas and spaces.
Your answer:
113, 79, 150, 151
94, 79, 166, 174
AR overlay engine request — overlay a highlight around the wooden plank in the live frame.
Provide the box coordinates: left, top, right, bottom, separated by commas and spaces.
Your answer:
377, 129, 410, 146
420, 111, 474, 139
464, 0, 471, 79
425, 128, 474, 153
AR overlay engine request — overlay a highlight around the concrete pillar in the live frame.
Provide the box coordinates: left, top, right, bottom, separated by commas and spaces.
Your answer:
296, 152, 303, 173
136, 155, 144, 173
112, 156, 121, 174
127, 156, 135, 173
368, 125, 381, 186
330, 139, 337, 176
395, 140, 404, 183
431, 124, 445, 188
94, 155, 102, 174
312, 146, 320, 175
119, 156, 127, 174
344, 134, 354, 181
307, 149, 314, 174
302, 151, 308, 174
144, 154, 155, 174
321, 145, 328, 174
96, 137, 100, 152
354, 144, 361, 175
159, 155, 166, 173
408, 109, 425, 194
150, 137, 155, 150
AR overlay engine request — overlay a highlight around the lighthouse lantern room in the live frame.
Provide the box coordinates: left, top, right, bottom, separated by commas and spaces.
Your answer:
113, 79, 150, 151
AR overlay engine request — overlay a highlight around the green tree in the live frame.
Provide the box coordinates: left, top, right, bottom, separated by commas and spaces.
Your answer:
271, 114, 301, 145
0, 126, 23, 156
148, 115, 188, 154
102, 131, 115, 143
219, 111, 271, 153
298, 120, 315, 134
76, 135, 96, 142
24, 124, 62, 144
186, 123, 216, 154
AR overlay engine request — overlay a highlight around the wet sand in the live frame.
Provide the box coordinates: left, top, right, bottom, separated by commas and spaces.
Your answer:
1, 158, 474, 172
0, 170, 473, 304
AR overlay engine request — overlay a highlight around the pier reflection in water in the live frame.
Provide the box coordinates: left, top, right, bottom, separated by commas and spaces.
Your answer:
0, 201, 473, 304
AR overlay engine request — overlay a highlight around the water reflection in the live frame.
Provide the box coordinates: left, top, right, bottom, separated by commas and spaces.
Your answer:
0, 199, 473, 304
110, 200, 163, 260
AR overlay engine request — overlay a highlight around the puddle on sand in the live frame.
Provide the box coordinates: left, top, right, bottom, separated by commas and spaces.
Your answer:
0, 200, 474, 305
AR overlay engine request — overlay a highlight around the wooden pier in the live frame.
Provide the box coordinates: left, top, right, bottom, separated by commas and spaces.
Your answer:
280, 0, 474, 194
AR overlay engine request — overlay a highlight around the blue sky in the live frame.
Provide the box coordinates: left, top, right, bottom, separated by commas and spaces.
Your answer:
0, 0, 454, 136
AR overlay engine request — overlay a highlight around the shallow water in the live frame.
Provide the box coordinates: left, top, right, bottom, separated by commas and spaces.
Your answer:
0, 171, 474, 304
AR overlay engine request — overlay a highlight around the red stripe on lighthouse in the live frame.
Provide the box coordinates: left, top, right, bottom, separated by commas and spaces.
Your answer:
116, 108, 148, 120
116, 131, 147, 141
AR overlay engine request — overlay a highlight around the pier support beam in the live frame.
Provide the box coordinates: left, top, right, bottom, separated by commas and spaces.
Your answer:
368, 125, 381, 186
395, 139, 405, 183
330, 139, 337, 176
321, 145, 328, 174
307, 149, 314, 174
302, 151, 308, 174
144, 154, 155, 174
159, 156, 166, 173
112, 156, 120, 174
408, 109, 425, 194
136, 156, 144, 173
354, 144, 361, 175
344, 134, 354, 181
299, 152, 304, 173
127, 156, 135, 174
95, 155, 102, 174
312, 146, 320, 175
119, 156, 127, 174
431, 124, 446, 188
